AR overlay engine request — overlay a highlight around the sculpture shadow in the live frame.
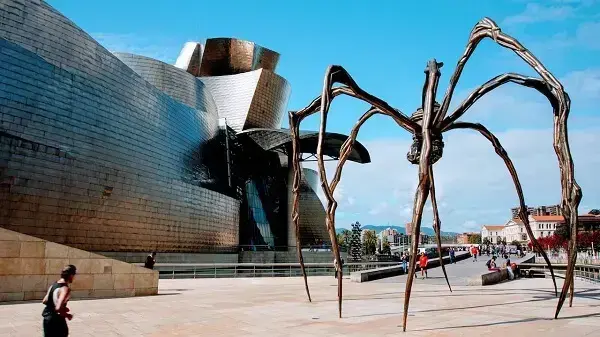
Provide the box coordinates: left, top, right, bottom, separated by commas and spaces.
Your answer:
410, 312, 600, 332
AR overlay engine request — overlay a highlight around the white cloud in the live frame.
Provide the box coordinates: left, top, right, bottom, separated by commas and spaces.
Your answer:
503, 3, 575, 25
369, 202, 389, 215
457, 220, 479, 233
91, 33, 181, 64
562, 68, 600, 103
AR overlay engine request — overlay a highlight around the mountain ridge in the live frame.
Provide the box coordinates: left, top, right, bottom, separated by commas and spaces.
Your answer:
336, 225, 458, 236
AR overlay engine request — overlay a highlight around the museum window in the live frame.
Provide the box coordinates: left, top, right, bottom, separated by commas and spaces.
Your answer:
245, 180, 275, 248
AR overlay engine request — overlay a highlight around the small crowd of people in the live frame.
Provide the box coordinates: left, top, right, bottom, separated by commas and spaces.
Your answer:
485, 254, 519, 280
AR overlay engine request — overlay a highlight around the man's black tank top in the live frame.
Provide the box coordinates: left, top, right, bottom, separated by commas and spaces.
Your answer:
42, 282, 67, 317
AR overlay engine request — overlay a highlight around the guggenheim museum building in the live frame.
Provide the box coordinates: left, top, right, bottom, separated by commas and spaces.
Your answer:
0, 0, 370, 261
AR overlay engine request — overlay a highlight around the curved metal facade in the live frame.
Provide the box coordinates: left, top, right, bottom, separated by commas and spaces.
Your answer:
199, 38, 280, 76
286, 167, 331, 247
0, 0, 239, 253
0, 0, 370, 255
239, 128, 371, 163
199, 69, 290, 132
114, 52, 218, 115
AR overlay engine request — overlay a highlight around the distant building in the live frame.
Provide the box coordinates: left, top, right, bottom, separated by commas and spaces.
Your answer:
511, 204, 563, 219
575, 213, 600, 232
377, 228, 407, 250
531, 215, 562, 238
457, 232, 478, 244
504, 219, 528, 243
405, 223, 427, 244
481, 225, 505, 244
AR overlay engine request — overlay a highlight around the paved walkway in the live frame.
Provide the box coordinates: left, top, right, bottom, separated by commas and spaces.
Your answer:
378, 253, 533, 286
1, 269, 598, 336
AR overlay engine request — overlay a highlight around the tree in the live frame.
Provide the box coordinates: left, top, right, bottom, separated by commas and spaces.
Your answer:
362, 229, 377, 256
468, 234, 482, 245
510, 240, 523, 251
381, 236, 391, 255
555, 224, 570, 240
336, 229, 352, 252
482, 237, 491, 246
348, 222, 363, 261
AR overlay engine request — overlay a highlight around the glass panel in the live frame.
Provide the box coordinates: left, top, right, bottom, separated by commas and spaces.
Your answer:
245, 180, 275, 248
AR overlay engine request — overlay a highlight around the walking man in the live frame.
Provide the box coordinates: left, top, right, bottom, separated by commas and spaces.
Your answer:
449, 248, 455, 264
401, 253, 408, 274
42, 265, 76, 337
419, 252, 428, 279
471, 246, 478, 262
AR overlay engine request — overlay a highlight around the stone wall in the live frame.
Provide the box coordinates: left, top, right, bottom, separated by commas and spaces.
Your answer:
239, 251, 347, 264
99, 252, 239, 264
0, 227, 158, 302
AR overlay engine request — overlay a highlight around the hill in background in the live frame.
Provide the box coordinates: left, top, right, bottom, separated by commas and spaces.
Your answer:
335, 225, 458, 236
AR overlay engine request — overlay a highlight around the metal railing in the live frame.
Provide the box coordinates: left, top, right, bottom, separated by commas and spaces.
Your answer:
151, 262, 400, 280
519, 263, 600, 284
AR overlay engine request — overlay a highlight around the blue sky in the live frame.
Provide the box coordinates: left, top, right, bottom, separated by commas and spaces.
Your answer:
50, 0, 600, 232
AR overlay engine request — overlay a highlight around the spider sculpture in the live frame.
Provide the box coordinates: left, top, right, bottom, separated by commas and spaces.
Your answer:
288, 18, 582, 331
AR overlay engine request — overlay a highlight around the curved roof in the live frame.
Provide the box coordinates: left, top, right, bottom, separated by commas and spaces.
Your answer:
238, 128, 371, 164
199, 38, 280, 76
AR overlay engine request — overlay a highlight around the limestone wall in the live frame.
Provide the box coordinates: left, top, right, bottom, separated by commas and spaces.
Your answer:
0, 227, 158, 302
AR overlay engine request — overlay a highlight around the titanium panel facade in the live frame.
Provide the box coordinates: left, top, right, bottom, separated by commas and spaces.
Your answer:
0, 0, 239, 253
238, 128, 371, 163
0, 0, 369, 255
174, 42, 204, 77
199, 69, 290, 132
114, 52, 218, 115
199, 38, 279, 77
286, 166, 330, 248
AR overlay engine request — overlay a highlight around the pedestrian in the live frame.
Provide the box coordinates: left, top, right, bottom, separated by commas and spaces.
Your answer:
504, 254, 515, 280
333, 258, 338, 278
471, 246, 478, 262
449, 248, 455, 264
419, 252, 428, 279
144, 252, 156, 269
486, 256, 500, 272
401, 253, 408, 274
42, 265, 76, 337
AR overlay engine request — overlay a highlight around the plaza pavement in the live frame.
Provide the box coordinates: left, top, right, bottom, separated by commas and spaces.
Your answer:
376, 252, 534, 286
0, 256, 599, 336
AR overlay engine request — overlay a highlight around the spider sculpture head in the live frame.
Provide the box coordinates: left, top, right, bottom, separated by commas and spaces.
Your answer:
406, 101, 445, 165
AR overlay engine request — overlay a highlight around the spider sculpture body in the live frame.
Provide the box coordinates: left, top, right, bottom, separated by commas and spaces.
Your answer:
289, 18, 582, 331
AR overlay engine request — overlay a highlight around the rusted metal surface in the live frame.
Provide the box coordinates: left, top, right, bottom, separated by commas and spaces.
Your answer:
289, 17, 581, 331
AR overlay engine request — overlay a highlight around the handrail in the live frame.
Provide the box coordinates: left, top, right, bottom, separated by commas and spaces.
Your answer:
145, 262, 400, 267
519, 262, 599, 284
150, 261, 402, 280
519, 263, 600, 269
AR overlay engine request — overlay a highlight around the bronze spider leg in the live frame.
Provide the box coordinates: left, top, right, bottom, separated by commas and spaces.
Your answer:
439, 74, 560, 297
435, 17, 581, 318
445, 121, 555, 283
289, 86, 376, 303
288, 112, 312, 303
402, 60, 443, 332
290, 66, 418, 317
428, 164, 452, 293
315, 65, 418, 318
440, 71, 580, 316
